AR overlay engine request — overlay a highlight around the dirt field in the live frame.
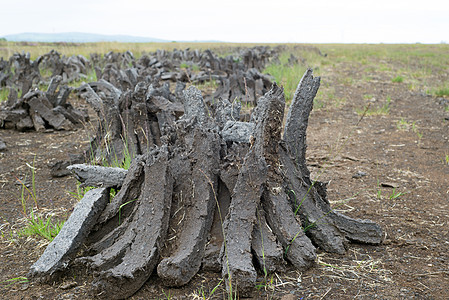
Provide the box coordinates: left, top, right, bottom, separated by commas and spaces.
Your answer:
1, 44, 448, 299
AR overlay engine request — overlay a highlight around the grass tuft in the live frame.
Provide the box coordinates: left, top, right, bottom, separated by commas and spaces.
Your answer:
396, 118, 408, 130
70, 68, 98, 88
14, 158, 65, 241
118, 199, 136, 225
389, 188, 406, 200
193, 79, 218, 93
435, 86, 449, 97
68, 183, 96, 201
188, 278, 224, 300
1, 277, 29, 288
161, 289, 173, 299
0, 87, 10, 103
17, 158, 39, 217
391, 76, 404, 83
19, 209, 65, 242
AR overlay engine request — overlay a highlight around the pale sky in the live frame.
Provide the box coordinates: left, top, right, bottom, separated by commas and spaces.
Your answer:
1, 0, 448, 43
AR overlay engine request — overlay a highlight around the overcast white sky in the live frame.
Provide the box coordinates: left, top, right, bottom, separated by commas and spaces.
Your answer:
1, 0, 448, 43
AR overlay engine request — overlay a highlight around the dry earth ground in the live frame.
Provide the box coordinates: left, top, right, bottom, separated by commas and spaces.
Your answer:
1, 44, 448, 299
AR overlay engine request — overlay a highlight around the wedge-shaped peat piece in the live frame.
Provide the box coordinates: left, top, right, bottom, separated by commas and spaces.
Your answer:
95, 154, 145, 226
282, 69, 382, 253
67, 164, 128, 188
279, 146, 346, 254
157, 87, 221, 286
221, 154, 266, 297
28, 188, 109, 281
263, 188, 316, 269
283, 68, 320, 179
82, 149, 173, 299
251, 208, 286, 274
221, 121, 255, 143
221, 84, 288, 296
282, 69, 347, 253
330, 211, 383, 244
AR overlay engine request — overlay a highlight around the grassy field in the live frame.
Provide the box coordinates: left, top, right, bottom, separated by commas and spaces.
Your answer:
0, 40, 273, 59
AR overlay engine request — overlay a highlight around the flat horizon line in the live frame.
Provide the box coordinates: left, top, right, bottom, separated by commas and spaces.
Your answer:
1, 32, 447, 45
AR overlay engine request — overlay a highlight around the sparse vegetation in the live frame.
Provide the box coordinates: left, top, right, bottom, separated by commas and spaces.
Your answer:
187, 279, 224, 300
180, 62, 200, 72
357, 96, 391, 116
17, 159, 39, 216
1, 277, 29, 288
0, 41, 269, 60
118, 199, 136, 225
389, 188, 406, 200
68, 183, 96, 201
0, 88, 9, 102
396, 118, 423, 140
70, 67, 98, 88
363, 94, 374, 100
411, 121, 423, 140
313, 88, 346, 109
88, 133, 133, 170
392, 75, 404, 83
397, 117, 408, 130
161, 289, 173, 300
263, 52, 308, 102
255, 273, 275, 292
15, 159, 65, 242
19, 209, 65, 241
193, 79, 219, 92
434, 86, 449, 97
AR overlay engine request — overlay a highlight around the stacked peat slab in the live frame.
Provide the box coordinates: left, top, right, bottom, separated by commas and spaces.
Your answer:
29, 69, 383, 299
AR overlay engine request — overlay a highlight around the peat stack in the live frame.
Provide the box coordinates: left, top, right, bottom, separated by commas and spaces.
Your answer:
47, 47, 278, 176
0, 57, 13, 87
10, 52, 42, 94
0, 75, 88, 131
0, 50, 89, 132
40, 50, 90, 83
90, 47, 276, 105
29, 69, 383, 298
73, 78, 184, 169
